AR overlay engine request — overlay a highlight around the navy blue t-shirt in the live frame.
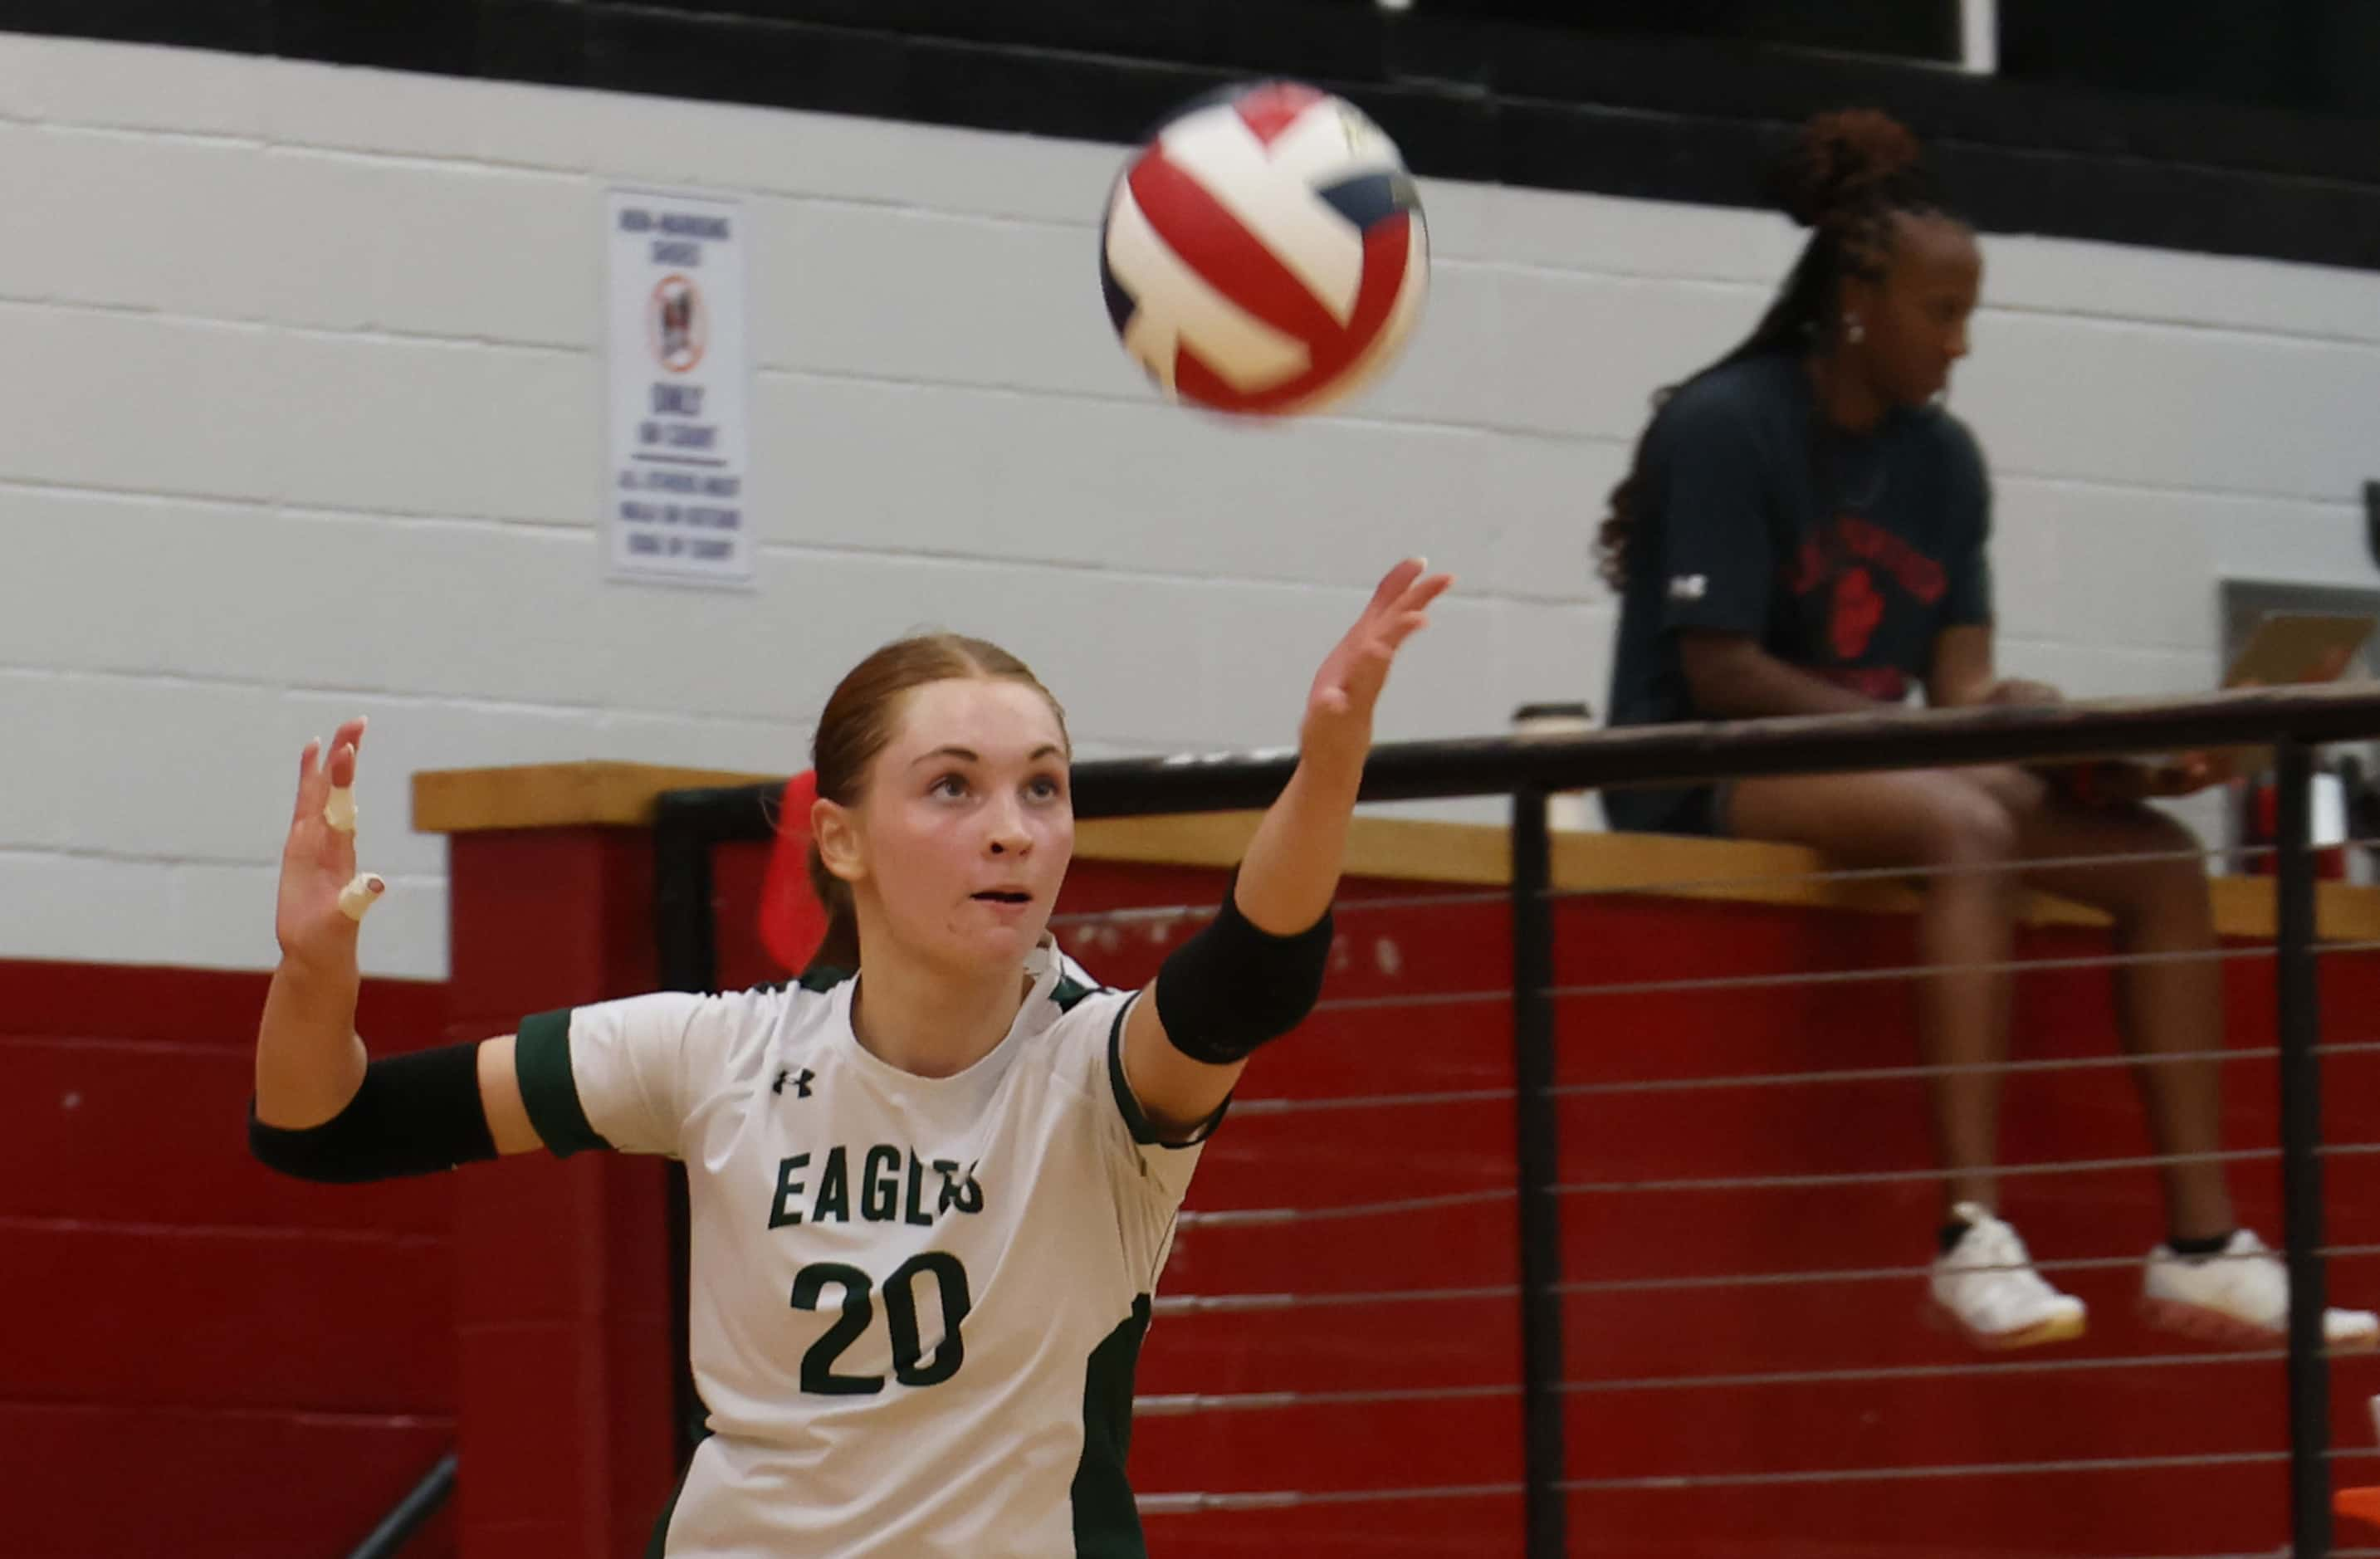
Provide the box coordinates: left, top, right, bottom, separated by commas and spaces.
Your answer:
1602, 353, 1992, 834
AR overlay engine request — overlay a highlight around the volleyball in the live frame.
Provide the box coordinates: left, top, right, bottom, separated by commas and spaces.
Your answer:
1099, 81, 1429, 417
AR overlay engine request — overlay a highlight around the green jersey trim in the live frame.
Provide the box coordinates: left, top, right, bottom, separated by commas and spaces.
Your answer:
1104, 999, 1230, 1150
1069, 1293, 1153, 1557
643, 1454, 694, 1559
514, 1008, 613, 1159
798, 965, 852, 994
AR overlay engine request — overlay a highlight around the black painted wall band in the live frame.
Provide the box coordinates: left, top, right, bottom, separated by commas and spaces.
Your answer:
4, 0, 2375, 272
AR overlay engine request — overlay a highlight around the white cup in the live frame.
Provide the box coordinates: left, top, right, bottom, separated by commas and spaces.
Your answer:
2314, 773, 2348, 848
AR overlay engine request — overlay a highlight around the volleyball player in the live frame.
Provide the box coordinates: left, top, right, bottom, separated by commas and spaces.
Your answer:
1597, 110, 2373, 1352
252, 559, 1451, 1555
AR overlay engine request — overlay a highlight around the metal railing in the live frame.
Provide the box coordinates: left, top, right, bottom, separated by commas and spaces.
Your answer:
650, 681, 2380, 1559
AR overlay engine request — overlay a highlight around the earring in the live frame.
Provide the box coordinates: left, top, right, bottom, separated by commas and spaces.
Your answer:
1845, 313, 1865, 345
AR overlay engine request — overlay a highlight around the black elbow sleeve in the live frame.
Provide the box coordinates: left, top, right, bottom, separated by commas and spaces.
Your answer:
249, 1042, 498, 1184
1153, 880, 1333, 1066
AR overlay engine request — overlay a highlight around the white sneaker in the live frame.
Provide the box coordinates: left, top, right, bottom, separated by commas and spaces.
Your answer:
1929, 1203, 2089, 1351
2141, 1229, 2380, 1351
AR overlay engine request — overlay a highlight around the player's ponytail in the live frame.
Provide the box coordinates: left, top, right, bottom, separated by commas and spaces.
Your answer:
799, 633, 1069, 977
1595, 109, 1946, 590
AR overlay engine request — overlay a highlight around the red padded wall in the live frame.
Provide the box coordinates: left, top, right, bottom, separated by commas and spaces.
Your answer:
444, 828, 678, 1559
46, 833, 2361, 1558
0, 960, 454, 1559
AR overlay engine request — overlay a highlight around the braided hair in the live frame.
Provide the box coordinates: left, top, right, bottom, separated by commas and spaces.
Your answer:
1594, 110, 1952, 590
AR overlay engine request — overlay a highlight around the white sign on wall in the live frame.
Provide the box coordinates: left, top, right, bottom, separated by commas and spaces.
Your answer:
605, 189, 753, 587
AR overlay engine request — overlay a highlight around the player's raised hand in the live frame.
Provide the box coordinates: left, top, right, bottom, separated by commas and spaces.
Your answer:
1300, 558, 1454, 771
276, 717, 384, 974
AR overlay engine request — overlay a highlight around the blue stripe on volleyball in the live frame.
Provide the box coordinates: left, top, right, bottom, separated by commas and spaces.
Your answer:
1316, 170, 1420, 230
1098, 237, 1137, 335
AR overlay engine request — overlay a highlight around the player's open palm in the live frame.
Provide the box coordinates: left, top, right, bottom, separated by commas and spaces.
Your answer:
276, 716, 382, 973
1301, 558, 1454, 767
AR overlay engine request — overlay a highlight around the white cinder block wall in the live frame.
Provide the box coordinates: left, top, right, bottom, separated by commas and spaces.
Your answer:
2, 34, 2377, 980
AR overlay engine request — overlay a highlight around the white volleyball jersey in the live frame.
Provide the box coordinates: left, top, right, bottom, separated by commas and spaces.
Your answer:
511, 936, 1216, 1559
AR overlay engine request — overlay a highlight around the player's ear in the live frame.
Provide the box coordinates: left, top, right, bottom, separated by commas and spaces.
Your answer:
814, 796, 865, 887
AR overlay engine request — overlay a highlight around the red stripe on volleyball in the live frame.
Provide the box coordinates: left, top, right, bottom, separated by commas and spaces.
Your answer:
1172, 346, 1244, 413
1234, 81, 1329, 149
1127, 147, 1343, 348
1180, 212, 1414, 415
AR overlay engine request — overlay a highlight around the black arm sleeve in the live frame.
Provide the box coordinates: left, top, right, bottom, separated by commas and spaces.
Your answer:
1153, 878, 1333, 1067
248, 1040, 498, 1184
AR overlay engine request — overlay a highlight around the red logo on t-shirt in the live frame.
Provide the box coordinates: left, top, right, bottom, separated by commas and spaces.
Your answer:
1831, 566, 1885, 659
1791, 518, 1947, 605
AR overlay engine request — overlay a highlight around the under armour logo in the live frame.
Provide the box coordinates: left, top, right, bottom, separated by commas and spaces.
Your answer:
1669, 574, 1708, 602
772, 1068, 814, 1100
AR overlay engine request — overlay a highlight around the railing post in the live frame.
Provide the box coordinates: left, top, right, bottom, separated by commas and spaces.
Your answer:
652, 794, 719, 1472
653, 794, 721, 995
2275, 739, 2331, 1559
1509, 785, 1567, 1557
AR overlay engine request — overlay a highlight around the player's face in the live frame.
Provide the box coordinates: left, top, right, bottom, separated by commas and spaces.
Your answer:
858, 677, 1075, 973
1860, 213, 1980, 407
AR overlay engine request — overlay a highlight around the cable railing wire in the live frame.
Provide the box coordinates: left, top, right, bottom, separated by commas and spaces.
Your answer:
1156, 1283, 1514, 1316
1557, 1043, 2295, 1097
1137, 1483, 1523, 1513
1543, 839, 2295, 902
1227, 1037, 2380, 1117
1555, 1146, 2280, 1196
1177, 1187, 1513, 1228
1557, 1243, 2376, 1295
1046, 838, 2379, 926
1156, 1243, 2380, 1315
1306, 936, 2380, 1015
1053, 838, 2380, 928
1178, 1145, 2301, 1224
1547, 941, 2380, 1003
1312, 951, 2223, 1016
1630, 1348, 2309, 1396
1560, 1450, 2292, 1492
1137, 1449, 2304, 1513
1134, 1348, 2291, 1420
1234, 1051, 2243, 1120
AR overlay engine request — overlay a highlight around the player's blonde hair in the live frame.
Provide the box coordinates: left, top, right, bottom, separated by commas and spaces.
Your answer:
807, 634, 1071, 973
